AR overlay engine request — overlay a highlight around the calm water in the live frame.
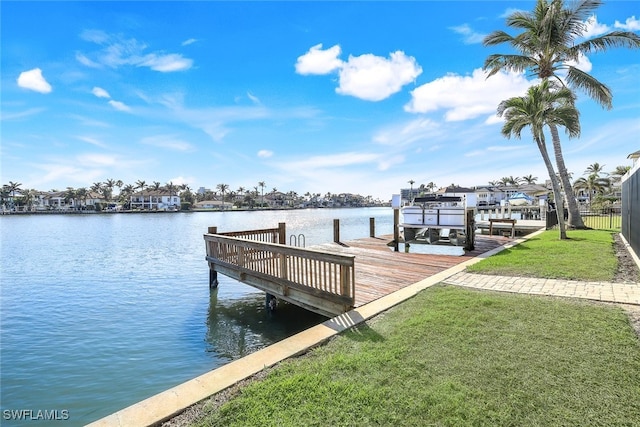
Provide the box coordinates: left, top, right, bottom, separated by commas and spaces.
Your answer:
0, 208, 393, 426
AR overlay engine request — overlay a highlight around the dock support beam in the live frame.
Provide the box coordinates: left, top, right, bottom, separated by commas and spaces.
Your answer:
209, 269, 219, 289
369, 217, 375, 237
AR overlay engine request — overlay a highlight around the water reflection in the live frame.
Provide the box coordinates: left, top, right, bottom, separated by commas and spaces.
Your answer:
205, 289, 327, 361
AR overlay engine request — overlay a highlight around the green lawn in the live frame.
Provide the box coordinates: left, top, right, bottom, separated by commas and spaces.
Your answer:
194, 286, 640, 427
189, 229, 639, 426
467, 229, 618, 281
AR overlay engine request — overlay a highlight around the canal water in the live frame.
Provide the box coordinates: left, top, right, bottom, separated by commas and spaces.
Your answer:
0, 208, 393, 426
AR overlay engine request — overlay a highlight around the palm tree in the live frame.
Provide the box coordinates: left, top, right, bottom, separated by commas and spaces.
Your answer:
497, 81, 581, 239
166, 181, 176, 209
585, 162, 606, 177
258, 181, 266, 208
135, 180, 147, 191
104, 178, 116, 203
151, 181, 161, 191
408, 179, 415, 202
119, 185, 134, 209
64, 187, 77, 209
522, 174, 538, 184
76, 187, 88, 210
6, 181, 22, 208
573, 173, 610, 205
484, 0, 640, 229
216, 183, 229, 209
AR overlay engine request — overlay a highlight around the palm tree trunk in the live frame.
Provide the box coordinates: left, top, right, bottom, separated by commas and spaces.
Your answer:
536, 136, 567, 239
548, 124, 586, 229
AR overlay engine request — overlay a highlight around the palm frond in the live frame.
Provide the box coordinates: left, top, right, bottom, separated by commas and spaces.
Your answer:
571, 31, 640, 55
565, 66, 612, 109
483, 30, 515, 46
483, 54, 536, 76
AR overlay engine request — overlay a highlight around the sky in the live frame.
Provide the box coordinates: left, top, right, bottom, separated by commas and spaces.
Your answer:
2, 1, 639, 200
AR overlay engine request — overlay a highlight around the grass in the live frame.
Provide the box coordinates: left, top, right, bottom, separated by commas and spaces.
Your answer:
466, 229, 618, 281
189, 229, 638, 426
194, 286, 640, 427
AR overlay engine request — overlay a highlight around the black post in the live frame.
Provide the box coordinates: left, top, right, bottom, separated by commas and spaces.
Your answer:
333, 219, 340, 243
369, 217, 375, 237
209, 269, 219, 289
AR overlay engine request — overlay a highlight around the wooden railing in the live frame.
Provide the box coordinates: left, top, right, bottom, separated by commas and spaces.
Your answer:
208, 223, 286, 245
204, 231, 355, 317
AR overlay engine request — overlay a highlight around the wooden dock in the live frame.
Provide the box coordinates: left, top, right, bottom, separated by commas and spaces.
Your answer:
313, 234, 511, 307
204, 222, 514, 317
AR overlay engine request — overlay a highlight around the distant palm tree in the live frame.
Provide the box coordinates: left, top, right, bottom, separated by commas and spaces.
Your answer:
497, 80, 580, 239
8, 181, 22, 198
522, 175, 538, 184
64, 187, 77, 209
151, 181, 161, 191
573, 174, 610, 205
216, 183, 229, 209
484, 0, 640, 229
119, 185, 134, 209
166, 181, 176, 208
258, 181, 266, 208
135, 180, 147, 191
585, 162, 606, 177
76, 187, 88, 209
612, 165, 631, 178
408, 179, 415, 202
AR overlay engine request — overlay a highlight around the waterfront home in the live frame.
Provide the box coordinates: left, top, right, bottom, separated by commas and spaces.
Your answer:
130, 190, 180, 210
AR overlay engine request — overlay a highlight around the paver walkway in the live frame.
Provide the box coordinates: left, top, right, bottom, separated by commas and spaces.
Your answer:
443, 271, 640, 305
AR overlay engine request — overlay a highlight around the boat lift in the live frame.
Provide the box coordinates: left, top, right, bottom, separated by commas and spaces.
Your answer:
399, 195, 475, 250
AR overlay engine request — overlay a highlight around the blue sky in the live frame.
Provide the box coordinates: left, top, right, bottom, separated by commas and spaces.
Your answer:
2, 1, 639, 200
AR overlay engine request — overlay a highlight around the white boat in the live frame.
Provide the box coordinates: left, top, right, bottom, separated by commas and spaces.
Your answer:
507, 192, 534, 206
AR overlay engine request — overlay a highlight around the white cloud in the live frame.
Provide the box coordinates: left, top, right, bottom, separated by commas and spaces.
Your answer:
373, 118, 442, 147
337, 51, 422, 101
294, 152, 379, 169
296, 45, 422, 101
17, 68, 52, 94
449, 24, 486, 44
614, 16, 640, 31
257, 149, 273, 158
140, 135, 194, 151
108, 100, 131, 112
182, 38, 198, 46
77, 30, 193, 72
139, 53, 193, 72
295, 44, 343, 75
563, 51, 592, 73
1, 107, 46, 121
75, 136, 107, 148
76, 153, 118, 166
582, 15, 610, 39
76, 52, 101, 68
247, 92, 261, 105
92, 87, 111, 98
404, 68, 534, 121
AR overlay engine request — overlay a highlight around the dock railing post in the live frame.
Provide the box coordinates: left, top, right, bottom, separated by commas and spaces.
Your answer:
278, 222, 286, 245
369, 217, 375, 237
208, 226, 217, 234
393, 209, 399, 252
333, 219, 340, 243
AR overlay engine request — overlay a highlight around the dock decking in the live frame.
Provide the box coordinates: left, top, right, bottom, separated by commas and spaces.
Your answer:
205, 222, 518, 316
313, 234, 511, 307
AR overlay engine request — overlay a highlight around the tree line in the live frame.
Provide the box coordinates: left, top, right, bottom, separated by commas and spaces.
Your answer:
0, 179, 379, 211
